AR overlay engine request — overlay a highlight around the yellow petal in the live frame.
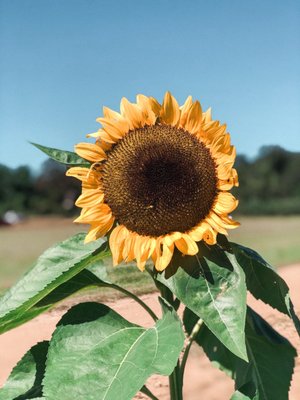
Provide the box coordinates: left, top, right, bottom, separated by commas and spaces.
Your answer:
202, 107, 212, 124
154, 241, 175, 271
175, 234, 198, 255
205, 214, 228, 235
202, 228, 217, 245
136, 94, 157, 125
110, 225, 128, 266
66, 166, 88, 180
148, 97, 161, 115
122, 233, 137, 262
120, 97, 145, 129
75, 204, 112, 224
213, 192, 238, 215
137, 237, 156, 271
86, 131, 101, 138
209, 212, 240, 230
163, 232, 182, 247
88, 129, 117, 144
85, 218, 114, 243
218, 168, 239, 190
102, 106, 122, 120
75, 143, 106, 162
160, 91, 180, 126
184, 101, 202, 134
96, 117, 128, 139
179, 96, 193, 127
75, 189, 104, 207
188, 223, 208, 241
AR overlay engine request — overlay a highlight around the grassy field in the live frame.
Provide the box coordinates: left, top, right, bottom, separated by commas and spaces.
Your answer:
0, 216, 300, 294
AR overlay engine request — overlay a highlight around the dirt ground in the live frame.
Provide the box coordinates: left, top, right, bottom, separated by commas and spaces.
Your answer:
0, 264, 299, 400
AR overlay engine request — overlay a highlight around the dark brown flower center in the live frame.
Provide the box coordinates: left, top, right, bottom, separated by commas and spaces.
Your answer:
102, 124, 218, 237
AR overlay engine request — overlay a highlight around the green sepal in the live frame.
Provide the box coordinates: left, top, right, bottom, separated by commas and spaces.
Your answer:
31, 142, 90, 167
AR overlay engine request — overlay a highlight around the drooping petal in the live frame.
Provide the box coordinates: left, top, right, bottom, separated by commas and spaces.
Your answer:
175, 234, 198, 255
213, 192, 239, 215
154, 240, 175, 271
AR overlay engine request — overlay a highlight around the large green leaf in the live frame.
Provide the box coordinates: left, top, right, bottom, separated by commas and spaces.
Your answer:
0, 234, 109, 334
31, 142, 90, 167
43, 300, 185, 400
0, 341, 49, 400
0, 268, 107, 333
156, 244, 248, 360
231, 242, 300, 336
184, 307, 296, 400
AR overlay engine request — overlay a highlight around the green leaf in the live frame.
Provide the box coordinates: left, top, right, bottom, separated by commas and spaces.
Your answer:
156, 244, 248, 360
231, 384, 259, 400
31, 142, 90, 167
0, 341, 49, 400
185, 306, 296, 400
43, 300, 185, 400
231, 242, 300, 336
0, 234, 110, 334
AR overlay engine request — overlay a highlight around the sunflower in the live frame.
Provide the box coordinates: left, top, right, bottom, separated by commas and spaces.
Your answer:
67, 92, 239, 271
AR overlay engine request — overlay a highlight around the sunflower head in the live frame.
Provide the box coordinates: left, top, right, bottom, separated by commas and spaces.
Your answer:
67, 92, 239, 271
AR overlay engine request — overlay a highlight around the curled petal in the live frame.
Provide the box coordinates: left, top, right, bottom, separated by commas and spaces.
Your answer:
175, 234, 198, 255
213, 192, 239, 215
153, 240, 175, 271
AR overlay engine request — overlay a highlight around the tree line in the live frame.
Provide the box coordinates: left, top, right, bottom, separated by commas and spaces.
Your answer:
0, 145, 299, 217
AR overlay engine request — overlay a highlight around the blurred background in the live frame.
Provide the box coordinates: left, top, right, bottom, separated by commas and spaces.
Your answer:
0, 0, 300, 294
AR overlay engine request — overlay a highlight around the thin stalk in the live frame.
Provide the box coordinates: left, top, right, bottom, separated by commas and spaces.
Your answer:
180, 318, 203, 382
169, 361, 183, 400
101, 282, 158, 322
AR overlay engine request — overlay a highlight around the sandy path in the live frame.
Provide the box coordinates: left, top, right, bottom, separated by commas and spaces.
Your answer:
0, 265, 299, 399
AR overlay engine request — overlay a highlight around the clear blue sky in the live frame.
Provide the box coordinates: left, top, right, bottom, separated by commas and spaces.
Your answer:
1, 0, 299, 170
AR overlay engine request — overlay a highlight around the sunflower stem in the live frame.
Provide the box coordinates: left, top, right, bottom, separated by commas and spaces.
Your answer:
180, 318, 203, 383
156, 283, 183, 400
